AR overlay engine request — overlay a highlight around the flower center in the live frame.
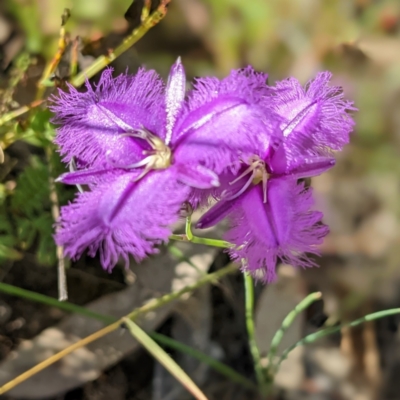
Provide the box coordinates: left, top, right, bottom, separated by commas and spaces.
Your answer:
139, 129, 172, 170
97, 105, 172, 181
225, 156, 270, 203
118, 128, 172, 181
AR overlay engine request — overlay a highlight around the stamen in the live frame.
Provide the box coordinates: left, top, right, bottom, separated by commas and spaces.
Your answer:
227, 156, 270, 203
229, 163, 258, 185
262, 173, 267, 203
107, 127, 173, 182
224, 172, 255, 201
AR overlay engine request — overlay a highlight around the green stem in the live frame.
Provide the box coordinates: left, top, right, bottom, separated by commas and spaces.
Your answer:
277, 307, 400, 371
150, 332, 257, 391
70, 1, 170, 87
267, 291, 322, 376
0, 100, 44, 127
244, 273, 266, 394
169, 213, 234, 249
123, 318, 208, 400
0, 281, 114, 323
126, 263, 237, 321
0, 264, 237, 324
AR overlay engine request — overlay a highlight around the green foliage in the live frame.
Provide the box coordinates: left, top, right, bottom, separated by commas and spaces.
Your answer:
10, 156, 55, 265
0, 199, 21, 261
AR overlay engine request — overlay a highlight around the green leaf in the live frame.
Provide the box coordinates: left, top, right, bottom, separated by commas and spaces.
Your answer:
0, 244, 22, 260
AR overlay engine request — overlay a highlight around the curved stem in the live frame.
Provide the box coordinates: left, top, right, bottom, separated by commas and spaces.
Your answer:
267, 292, 322, 376
276, 307, 400, 371
71, 0, 171, 87
244, 273, 266, 394
169, 213, 233, 249
150, 332, 257, 391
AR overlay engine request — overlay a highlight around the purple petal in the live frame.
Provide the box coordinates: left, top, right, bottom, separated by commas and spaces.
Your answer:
165, 57, 186, 145
56, 168, 189, 271
173, 96, 276, 176
271, 72, 356, 151
176, 164, 219, 189
270, 147, 335, 178
56, 168, 112, 185
225, 178, 328, 283
51, 68, 165, 168
170, 66, 278, 172
196, 197, 240, 229
185, 66, 270, 112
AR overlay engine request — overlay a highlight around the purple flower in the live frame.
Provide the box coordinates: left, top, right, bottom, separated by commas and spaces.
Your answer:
197, 71, 356, 282
52, 59, 270, 270
269, 72, 356, 154
198, 174, 328, 282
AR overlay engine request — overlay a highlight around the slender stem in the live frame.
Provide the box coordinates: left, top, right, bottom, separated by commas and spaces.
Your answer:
0, 100, 45, 127
169, 234, 232, 248
267, 292, 322, 375
150, 332, 257, 391
123, 318, 208, 400
277, 307, 400, 371
169, 213, 234, 249
244, 273, 266, 394
36, 8, 70, 99
125, 263, 237, 321
70, 0, 171, 87
69, 36, 79, 78
46, 146, 67, 301
0, 320, 121, 395
0, 263, 237, 395
0, 281, 114, 323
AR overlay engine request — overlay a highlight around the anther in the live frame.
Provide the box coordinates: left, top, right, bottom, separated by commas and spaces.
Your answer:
227, 156, 270, 203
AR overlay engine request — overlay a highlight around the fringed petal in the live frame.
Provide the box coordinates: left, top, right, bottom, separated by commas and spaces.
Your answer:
271, 72, 356, 152
173, 96, 277, 177
185, 66, 270, 113
225, 178, 329, 282
56, 168, 189, 271
176, 164, 219, 189
51, 68, 165, 168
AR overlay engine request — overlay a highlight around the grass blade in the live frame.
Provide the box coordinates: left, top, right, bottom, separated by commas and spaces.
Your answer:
122, 318, 208, 400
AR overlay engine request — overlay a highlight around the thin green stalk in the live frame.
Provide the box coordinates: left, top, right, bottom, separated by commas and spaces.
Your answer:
244, 273, 266, 395
169, 234, 232, 248
150, 332, 257, 391
46, 145, 67, 301
71, 0, 171, 87
267, 292, 322, 375
277, 307, 400, 371
126, 263, 237, 321
169, 213, 233, 249
0, 264, 237, 326
123, 318, 208, 400
0, 100, 44, 127
0, 281, 114, 323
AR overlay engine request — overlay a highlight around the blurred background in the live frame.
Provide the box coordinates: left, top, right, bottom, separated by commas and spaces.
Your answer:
0, 0, 400, 399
